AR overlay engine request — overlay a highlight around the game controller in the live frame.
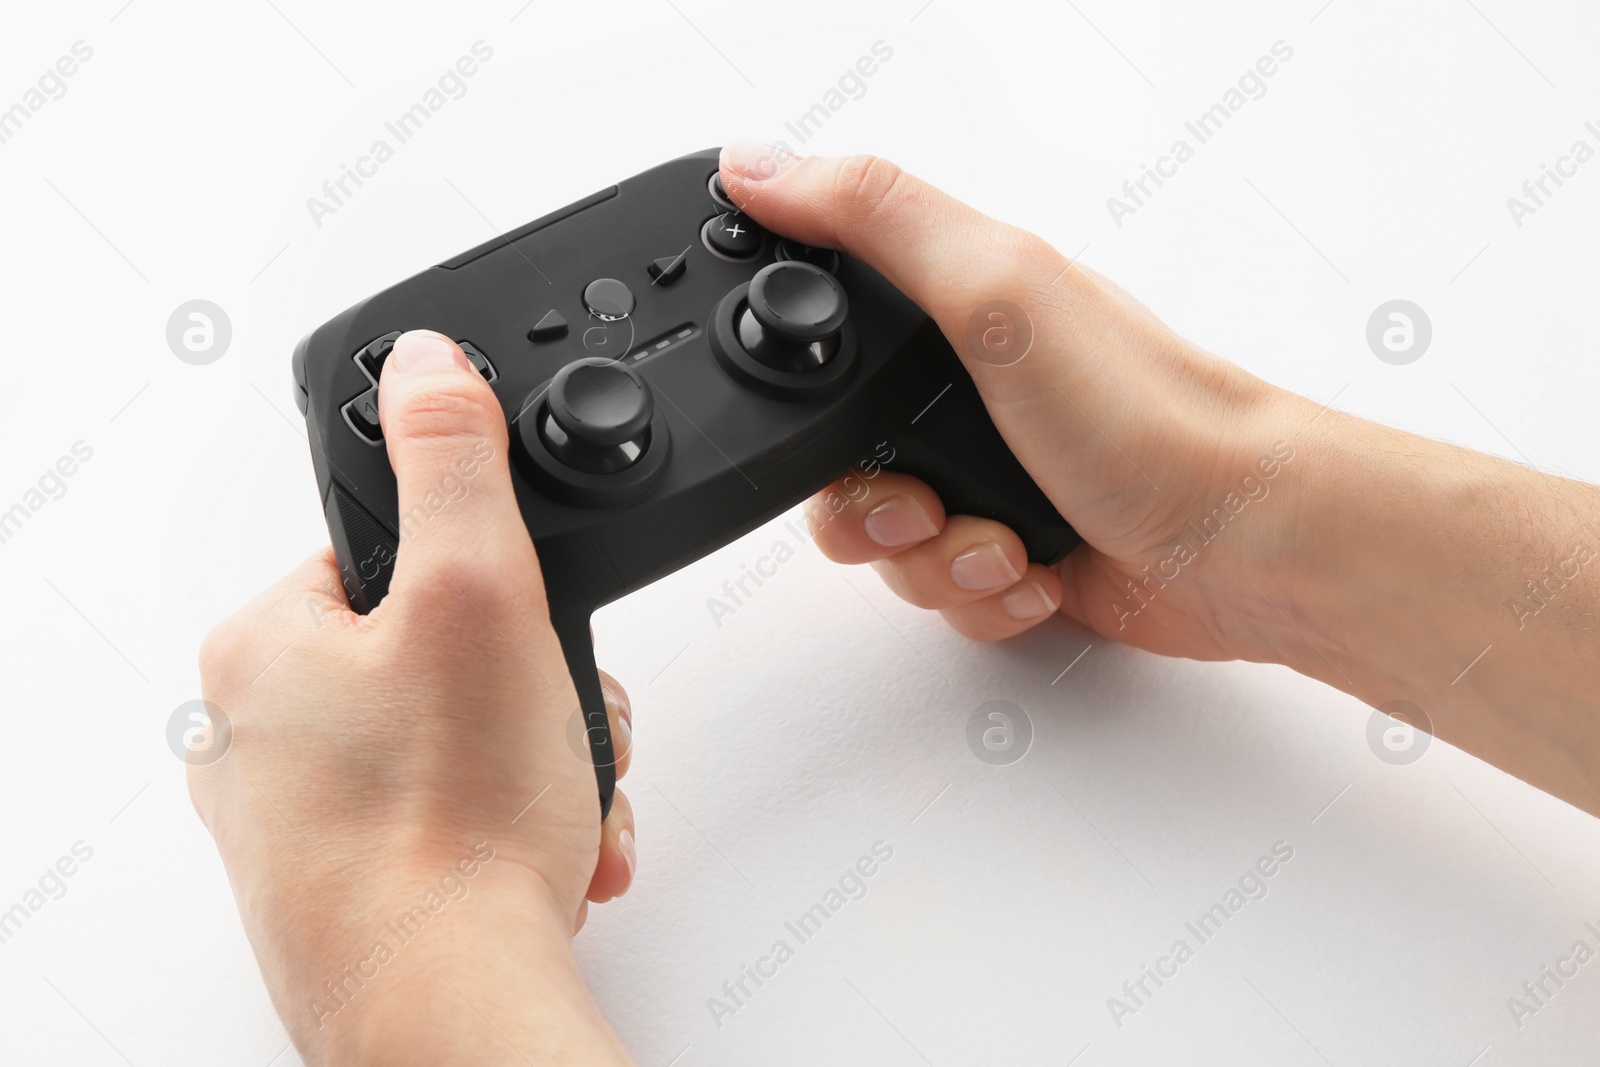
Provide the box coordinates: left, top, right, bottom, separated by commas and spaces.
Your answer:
292, 148, 1080, 818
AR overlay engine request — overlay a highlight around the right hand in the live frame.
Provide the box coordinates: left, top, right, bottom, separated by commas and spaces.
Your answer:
719, 144, 1320, 666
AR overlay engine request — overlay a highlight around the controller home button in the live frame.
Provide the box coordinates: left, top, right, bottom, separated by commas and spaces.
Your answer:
583, 278, 636, 321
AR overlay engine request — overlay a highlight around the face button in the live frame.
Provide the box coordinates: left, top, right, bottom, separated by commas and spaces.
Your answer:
775, 239, 841, 275
583, 278, 636, 321
709, 172, 736, 211
702, 212, 765, 261
539, 357, 654, 474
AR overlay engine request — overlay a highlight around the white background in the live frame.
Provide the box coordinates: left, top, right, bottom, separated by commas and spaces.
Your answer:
2, 0, 1599, 1064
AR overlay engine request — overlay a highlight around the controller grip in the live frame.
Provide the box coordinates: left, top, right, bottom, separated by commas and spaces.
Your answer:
553, 611, 619, 821
885, 371, 1080, 566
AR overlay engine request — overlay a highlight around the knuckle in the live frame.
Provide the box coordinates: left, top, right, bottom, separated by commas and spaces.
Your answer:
388, 379, 502, 446
185, 761, 216, 830
197, 617, 248, 690
405, 556, 500, 613
871, 558, 940, 610
982, 230, 1059, 298
833, 154, 911, 224
397, 548, 540, 624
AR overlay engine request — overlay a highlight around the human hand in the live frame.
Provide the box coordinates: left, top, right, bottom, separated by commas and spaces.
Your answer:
719, 145, 1600, 819
192, 331, 635, 1065
718, 144, 1316, 664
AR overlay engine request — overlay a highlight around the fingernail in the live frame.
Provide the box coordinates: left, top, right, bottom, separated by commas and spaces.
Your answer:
390, 330, 470, 374
618, 828, 636, 878
950, 542, 1021, 592
722, 140, 799, 182
864, 495, 938, 547
614, 714, 632, 760
1002, 580, 1057, 620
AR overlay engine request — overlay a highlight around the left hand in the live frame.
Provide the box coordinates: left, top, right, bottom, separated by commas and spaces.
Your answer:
190, 330, 635, 1065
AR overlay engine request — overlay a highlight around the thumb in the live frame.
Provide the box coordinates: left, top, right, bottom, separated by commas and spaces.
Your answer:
376, 330, 541, 610
717, 144, 1125, 406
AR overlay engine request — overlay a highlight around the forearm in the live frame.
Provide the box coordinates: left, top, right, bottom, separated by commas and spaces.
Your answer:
1273, 403, 1600, 812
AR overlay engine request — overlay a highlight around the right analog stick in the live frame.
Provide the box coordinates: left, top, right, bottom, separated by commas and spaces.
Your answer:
738, 261, 849, 373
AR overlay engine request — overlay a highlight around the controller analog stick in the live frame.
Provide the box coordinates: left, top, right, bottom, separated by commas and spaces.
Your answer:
539, 357, 654, 474
737, 261, 849, 373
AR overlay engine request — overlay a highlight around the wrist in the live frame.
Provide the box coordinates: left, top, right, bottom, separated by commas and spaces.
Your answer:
1253, 408, 1460, 693
333, 935, 625, 1067
290, 860, 627, 1066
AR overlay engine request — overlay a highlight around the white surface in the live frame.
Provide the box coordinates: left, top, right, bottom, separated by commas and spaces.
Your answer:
2, 0, 1599, 1064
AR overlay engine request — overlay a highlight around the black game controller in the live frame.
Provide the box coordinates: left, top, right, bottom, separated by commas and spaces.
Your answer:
292, 148, 1079, 818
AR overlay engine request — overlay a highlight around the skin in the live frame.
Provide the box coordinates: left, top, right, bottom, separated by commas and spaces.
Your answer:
194, 145, 1600, 1062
